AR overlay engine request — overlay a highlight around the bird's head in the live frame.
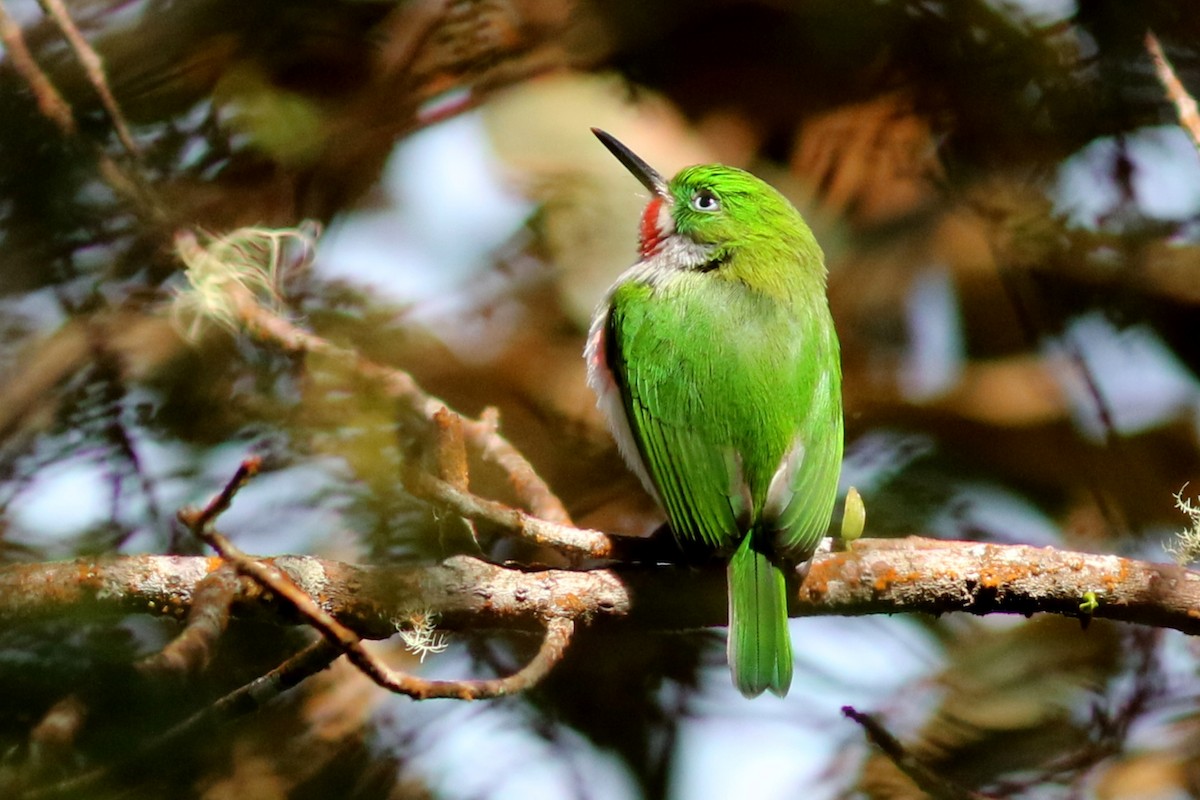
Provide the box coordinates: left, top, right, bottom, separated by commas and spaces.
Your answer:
591, 128, 818, 281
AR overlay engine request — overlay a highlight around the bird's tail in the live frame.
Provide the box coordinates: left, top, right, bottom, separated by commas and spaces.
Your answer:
727, 532, 793, 698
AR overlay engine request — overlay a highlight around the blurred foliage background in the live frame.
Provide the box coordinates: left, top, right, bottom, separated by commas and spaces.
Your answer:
2, 0, 1200, 798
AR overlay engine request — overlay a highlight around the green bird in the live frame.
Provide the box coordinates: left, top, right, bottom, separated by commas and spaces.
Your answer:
585, 129, 844, 698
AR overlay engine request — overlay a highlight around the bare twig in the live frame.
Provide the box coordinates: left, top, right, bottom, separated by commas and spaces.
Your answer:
0, 1, 162, 219
37, 0, 140, 157
428, 406, 481, 547
468, 407, 573, 524
179, 459, 576, 700
983, 628, 1163, 796
843, 706, 995, 800
175, 227, 573, 533
183, 455, 262, 532
246, 530, 569, 698
136, 563, 240, 677
228, 279, 572, 525
1147, 32, 1200, 156
25, 639, 341, 799
205, 522, 575, 699
26, 695, 88, 779
432, 407, 469, 490
402, 468, 616, 560
0, 1, 76, 135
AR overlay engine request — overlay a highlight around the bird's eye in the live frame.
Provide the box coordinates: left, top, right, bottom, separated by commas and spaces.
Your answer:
691, 190, 720, 213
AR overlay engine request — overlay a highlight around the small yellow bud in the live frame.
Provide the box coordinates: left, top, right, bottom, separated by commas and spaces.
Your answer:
841, 487, 865, 542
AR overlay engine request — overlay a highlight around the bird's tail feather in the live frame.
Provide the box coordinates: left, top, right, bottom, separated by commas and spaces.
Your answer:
727, 533, 792, 698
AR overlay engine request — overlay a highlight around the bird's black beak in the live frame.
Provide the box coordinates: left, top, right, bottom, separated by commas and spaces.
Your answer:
591, 128, 669, 198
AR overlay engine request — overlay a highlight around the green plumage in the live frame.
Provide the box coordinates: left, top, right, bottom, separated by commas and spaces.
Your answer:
588, 131, 843, 698
730, 534, 792, 696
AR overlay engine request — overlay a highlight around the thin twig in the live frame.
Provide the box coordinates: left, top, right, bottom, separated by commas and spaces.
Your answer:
232, 291, 573, 526
204, 523, 575, 700
180, 458, 576, 700
402, 467, 617, 560
37, 0, 140, 158
25, 639, 341, 799
982, 628, 1163, 796
25, 695, 88, 784
188, 455, 262, 531
0, 1, 76, 135
1146, 32, 1200, 156
984, 225, 1129, 538
432, 407, 469, 490
136, 563, 240, 677
843, 706, 995, 800
0, 1, 162, 220
429, 405, 481, 548
175, 227, 572, 526
468, 407, 573, 524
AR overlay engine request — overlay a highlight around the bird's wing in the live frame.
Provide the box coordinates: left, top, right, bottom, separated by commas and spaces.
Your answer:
763, 367, 843, 562
604, 283, 746, 550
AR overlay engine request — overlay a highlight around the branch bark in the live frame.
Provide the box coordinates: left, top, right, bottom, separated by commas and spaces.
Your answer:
1, 538, 1197, 638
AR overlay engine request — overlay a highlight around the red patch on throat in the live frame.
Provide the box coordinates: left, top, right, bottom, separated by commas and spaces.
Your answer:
639, 196, 665, 257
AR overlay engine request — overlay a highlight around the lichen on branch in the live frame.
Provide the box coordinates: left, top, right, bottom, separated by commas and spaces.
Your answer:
2, 539, 1197, 641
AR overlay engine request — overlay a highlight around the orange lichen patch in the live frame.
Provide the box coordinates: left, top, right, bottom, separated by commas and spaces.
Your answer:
807, 553, 871, 591
205, 556, 226, 573
977, 560, 1031, 589
75, 562, 103, 591
1101, 561, 1130, 593
1189, 608, 1200, 619
872, 565, 901, 593
555, 593, 587, 616
800, 582, 825, 601
798, 558, 840, 599
798, 572, 827, 600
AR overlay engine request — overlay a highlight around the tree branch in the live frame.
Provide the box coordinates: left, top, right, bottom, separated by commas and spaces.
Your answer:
2, 539, 1197, 639
174, 457, 575, 700
220, 265, 572, 526
798, 538, 1200, 633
